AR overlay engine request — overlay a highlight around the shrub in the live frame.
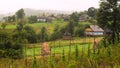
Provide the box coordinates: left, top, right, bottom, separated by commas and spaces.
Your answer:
1, 23, 7, 29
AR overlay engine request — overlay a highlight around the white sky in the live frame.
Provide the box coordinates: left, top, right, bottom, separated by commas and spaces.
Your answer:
0, 0, 100, 13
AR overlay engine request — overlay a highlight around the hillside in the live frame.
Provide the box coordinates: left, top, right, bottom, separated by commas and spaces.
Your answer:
0, 8, 73, 18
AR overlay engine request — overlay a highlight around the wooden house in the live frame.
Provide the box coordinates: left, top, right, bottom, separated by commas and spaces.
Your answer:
85, 25, 104, 36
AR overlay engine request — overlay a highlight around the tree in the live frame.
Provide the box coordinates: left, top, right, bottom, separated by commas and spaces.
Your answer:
69, 12, 79, 26
67, 21, 74, 35
66, 12, 80, 35
39, 27, 48, 42
50, 25, 62, 40
23, 25, 37, 43
16, 8, 25, 20
87, 7, 96, 18
0, 31, 23, 59
16, 21, 24, 31
3, 16, 15, 22
28, 16, 37, 23
97, 0, 120, 44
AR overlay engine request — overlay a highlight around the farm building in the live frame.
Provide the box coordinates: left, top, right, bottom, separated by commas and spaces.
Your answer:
85, 25, 104, 36
63, 32, 72, 40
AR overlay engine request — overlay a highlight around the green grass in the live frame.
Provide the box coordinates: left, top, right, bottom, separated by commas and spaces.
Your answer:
5, 24, 16, 29
24, 43, 92, 56
0, 20, 89, 33
1, 21, 67, 34
24, 37, 102, 56
78, 22, 91, 25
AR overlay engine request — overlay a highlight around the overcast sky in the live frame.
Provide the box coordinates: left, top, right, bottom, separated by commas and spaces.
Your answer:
0, 0, 100, 14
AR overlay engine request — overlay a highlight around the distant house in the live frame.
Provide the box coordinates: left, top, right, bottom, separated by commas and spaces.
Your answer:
63, 32, 72, 40
37, 16, 47, 22
37, 16, 52, 23
79, 15, 88, 22
85, 25, 104, 36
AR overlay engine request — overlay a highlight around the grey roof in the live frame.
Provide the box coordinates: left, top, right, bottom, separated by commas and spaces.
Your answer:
64, 32, 71, 36
90, 25, 104, 32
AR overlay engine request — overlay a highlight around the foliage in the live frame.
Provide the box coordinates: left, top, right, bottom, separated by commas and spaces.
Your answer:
74, 25, 86, 37
69, 12, 80, 26
75, 45, 78, 61
23, 25, 37, 43
66, 21, 74, 35
0, 31, 23, 59
28, 16, 37, 23
38, 27, 49, 42
50, 25, 62, 40
16, 21, 24, 31
87, 7, 96, 18
16, 8, 25, 20
62, 48, 65, 62
66, 12, 80, 35
1, 23, 7, 29
1, 41, 120, 68
97, 0, 120, 44
4, 15, 16, 22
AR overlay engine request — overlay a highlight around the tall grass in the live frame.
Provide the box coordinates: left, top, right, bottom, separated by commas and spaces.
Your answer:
1, 37, 120, 68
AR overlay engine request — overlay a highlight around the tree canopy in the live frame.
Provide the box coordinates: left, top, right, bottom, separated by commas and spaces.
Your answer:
16, 8, 25, 20
97, 0, 120, 44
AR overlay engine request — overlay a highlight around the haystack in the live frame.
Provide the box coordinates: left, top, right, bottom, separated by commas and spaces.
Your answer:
41, 42, 50, 56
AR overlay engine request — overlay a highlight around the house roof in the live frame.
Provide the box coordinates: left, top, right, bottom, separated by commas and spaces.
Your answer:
90, 25, 104, 32
64, 32, 71, 36
85, 28, 93, 32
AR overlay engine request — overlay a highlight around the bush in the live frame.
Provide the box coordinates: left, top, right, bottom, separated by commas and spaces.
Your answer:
0, 42, 4, 49
24, 26, 37, 43
1, 23, 7, 29
50, 25, 62, 40
74, 26, 85, 37
3, 49, 23, 59
38, 27, 49, 42
0, 31, 23, 59
0, 50, 4, 57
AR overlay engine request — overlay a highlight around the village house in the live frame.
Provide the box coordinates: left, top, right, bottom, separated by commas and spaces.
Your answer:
85, 25, 104, 36
37, 16, 47, 22
79, 14, 88, 22
37, 16, 52, 23
63, 32, 72, 40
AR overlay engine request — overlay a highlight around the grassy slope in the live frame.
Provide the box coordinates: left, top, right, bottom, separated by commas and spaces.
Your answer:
0, 21, 90, 33
24, 37, 102, 56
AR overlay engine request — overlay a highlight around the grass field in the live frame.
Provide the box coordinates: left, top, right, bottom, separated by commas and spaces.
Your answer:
24, 43, 92, 56
0, 21, 90, 33
24, 37, 102, 56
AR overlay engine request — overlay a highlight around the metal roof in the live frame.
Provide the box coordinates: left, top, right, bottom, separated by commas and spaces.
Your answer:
90, 25, 104, 32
